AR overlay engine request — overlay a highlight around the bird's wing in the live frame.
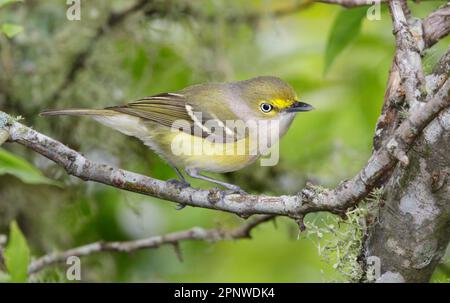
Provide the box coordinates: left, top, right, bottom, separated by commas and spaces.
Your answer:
107, 92, 244, 142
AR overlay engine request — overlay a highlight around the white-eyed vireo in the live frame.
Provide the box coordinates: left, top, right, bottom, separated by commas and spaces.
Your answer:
41, 76, 313, 191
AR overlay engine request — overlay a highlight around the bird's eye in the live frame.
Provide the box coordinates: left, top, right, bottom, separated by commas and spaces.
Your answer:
260, 103, 273, 113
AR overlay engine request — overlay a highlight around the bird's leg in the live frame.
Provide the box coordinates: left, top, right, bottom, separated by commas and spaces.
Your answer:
167, 165, 190, 189
185, 168, 246, 194
166, 165, 190, 210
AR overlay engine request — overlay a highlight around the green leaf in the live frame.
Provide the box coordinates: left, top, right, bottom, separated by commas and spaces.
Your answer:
4, 221, 30, 283
0, 148, 60, 186
1, 23, 23, 38
0, 0, 23, 8
324, 7, 367, 74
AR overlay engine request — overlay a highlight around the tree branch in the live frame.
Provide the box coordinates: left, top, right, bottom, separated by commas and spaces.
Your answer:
422, 3, 450, 48
389, 0, 426, 104
316, 0, 383, 7
426, 46, 450, 96
373, 0, 437, 151
147, 0, 314, 23
316, 0, 439, 8
376, 0, 426, 164
365, 98, 450, 283
28, 215, 275, 274
362, 3, 450, 281
0, 76, 447, 222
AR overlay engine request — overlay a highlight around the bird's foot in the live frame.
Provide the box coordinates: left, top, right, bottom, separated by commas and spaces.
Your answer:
224, 185, 248, 195
167, 179, 190, 190
176, 203, 187, 210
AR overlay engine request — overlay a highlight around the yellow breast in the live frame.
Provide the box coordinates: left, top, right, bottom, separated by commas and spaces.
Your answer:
162, 131, 259, 173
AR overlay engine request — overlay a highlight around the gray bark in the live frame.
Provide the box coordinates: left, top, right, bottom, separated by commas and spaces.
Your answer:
365, 108, 450, 282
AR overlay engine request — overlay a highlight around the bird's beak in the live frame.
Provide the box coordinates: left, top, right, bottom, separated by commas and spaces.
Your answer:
285, 101, 314, 113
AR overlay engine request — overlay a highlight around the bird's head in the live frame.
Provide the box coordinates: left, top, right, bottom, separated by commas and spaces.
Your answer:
237, 76, 313, 119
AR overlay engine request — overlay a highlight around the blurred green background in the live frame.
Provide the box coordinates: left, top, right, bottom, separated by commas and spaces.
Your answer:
0, 0, 449, 282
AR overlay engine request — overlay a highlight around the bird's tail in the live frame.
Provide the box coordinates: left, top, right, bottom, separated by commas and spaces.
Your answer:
40, 108, 116, 117
40, 108, 148, 140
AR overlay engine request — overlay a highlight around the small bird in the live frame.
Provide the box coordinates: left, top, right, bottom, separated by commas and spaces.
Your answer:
41, 76, 313, 192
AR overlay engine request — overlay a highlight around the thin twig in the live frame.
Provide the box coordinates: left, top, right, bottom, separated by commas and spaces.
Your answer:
316, 0, 437, 7
316, 0, 380, 7
153, 0, 314, 23
28, 215, 275, 274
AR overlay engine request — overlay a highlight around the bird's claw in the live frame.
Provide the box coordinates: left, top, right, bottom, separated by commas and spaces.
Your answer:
224, 186, 248, 195
167, 179, 190, 190
176, 203, 187, 210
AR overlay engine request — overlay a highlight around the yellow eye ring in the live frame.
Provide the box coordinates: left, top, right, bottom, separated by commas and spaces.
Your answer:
260, 103, 273, 113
